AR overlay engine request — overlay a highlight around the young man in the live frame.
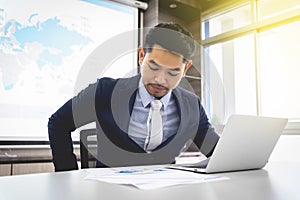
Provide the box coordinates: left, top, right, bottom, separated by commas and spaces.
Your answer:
48, 23, 219, 171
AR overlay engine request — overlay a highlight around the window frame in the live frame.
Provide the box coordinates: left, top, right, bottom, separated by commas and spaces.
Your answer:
201, 0, 300, 135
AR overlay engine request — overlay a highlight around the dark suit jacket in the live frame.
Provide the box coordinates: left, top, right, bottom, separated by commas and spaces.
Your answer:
48, 75, 219, 171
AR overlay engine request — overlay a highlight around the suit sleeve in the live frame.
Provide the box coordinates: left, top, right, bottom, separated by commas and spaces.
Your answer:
193, 100, 220, 157
48, 81, 99, 171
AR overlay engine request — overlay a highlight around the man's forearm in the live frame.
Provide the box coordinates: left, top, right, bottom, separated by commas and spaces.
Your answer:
48, 99, 78, 171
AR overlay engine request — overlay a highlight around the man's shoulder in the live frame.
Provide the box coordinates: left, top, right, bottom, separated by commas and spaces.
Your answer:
175, 86, 199, 99
96, 75, 139, 87
93, 75, 140, 97
97, 76, 119, 84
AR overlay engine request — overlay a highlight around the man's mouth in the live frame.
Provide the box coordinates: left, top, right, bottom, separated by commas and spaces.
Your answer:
148, 83, 168, 91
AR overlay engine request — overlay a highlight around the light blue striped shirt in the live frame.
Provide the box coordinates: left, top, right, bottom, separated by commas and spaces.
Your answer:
128, 79, 180, 149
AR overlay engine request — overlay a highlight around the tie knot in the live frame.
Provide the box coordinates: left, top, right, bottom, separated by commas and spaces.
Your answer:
151, 100, 162, 110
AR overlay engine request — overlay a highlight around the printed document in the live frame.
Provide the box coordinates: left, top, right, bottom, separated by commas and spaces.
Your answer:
84, 165, 228, 190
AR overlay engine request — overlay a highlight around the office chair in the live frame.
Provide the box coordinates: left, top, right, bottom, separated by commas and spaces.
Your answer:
79, 129, 97, 168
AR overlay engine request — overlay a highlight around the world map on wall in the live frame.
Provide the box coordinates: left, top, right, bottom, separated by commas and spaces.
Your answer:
0, 12, 92, 93
0, 0, 137, 139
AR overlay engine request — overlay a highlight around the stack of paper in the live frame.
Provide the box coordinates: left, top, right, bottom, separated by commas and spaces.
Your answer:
84, 166, 228, 190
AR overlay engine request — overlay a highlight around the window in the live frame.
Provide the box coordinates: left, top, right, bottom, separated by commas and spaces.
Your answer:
258, 0, 300, 20
202, 3, 252, 39
0, 0, 139, 140
202, 0, 300, 133
203, 34, 256, 124
259, 20, 300, 119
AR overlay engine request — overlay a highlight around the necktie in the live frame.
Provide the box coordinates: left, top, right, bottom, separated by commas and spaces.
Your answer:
145, 100, 163, 152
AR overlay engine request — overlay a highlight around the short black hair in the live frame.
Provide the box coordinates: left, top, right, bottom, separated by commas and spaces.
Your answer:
144, 22, 195, 61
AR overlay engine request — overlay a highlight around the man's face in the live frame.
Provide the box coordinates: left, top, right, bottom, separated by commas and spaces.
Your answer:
139, 45, 192, 98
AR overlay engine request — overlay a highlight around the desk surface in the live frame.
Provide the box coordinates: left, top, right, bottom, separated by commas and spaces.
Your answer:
0, 162, 299, 200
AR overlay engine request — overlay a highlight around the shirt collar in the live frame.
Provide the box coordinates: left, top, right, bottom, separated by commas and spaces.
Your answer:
138, 79, 171, 111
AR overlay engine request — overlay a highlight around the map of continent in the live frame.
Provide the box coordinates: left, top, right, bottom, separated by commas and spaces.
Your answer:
0, 12, 92, 92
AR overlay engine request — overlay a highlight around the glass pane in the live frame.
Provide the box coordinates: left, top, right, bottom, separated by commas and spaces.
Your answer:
202, 4, 251, 39
259, 20, 300, 120
258, 0, 300, 20
203, 34, 256, 125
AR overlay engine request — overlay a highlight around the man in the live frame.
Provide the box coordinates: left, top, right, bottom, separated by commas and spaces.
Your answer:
48, 22, 219, 172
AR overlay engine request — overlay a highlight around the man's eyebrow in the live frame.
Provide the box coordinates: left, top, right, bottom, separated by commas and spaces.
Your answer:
169, 68, 181, 71
149, 60, 181, 71
149, 60, 161, 67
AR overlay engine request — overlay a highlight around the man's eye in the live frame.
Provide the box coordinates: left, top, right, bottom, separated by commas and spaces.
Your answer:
168, 72, 180, 76
148, 65, 159, 71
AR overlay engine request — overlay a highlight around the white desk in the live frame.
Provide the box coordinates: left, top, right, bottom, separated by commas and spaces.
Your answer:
0, 162, 299, 200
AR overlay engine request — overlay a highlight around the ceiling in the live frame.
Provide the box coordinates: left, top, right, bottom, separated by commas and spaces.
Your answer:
159, 0, 201, 21
140, 0, 240, 13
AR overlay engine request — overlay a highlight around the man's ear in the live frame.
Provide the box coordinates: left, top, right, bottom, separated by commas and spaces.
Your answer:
183, 60, 193, 75
138, 47, 145, 65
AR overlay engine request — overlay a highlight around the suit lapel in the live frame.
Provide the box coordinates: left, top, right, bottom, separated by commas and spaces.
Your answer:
156, 87, 200, 152
169, 88, 185, 137
108, 75, 146, 152
110, 75, 139, 133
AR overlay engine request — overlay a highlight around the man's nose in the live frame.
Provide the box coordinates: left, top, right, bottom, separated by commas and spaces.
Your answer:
154, 70, 167, 84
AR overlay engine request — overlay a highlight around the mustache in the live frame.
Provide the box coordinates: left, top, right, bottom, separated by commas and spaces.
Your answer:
147, 83, 168, 90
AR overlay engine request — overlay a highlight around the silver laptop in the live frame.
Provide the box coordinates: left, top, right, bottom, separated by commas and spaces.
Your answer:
169, 115, 288, 174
